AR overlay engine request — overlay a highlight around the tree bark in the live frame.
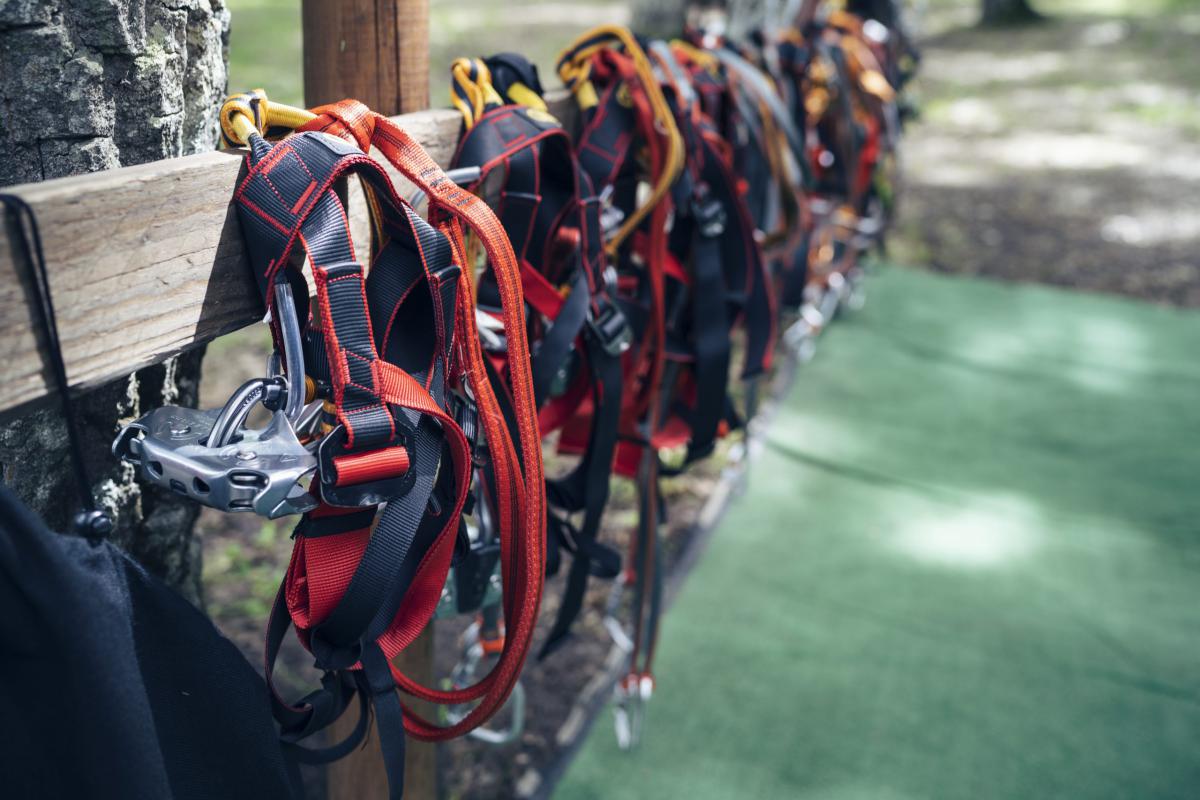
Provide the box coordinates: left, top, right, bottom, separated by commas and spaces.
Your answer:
981, 0, 1039, 26
0, 0, 230, 604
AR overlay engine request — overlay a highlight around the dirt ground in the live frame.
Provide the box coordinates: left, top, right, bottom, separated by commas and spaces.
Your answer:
197, 1, 1200, 797
893, 2, 1200, 306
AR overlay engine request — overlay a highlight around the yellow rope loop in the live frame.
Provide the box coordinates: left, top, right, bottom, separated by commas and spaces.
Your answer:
669, 39, 719, 75
504, 81, 549, 113
219, 89, 269, 148
450, 57, 504, 130
219, 89, 317, 148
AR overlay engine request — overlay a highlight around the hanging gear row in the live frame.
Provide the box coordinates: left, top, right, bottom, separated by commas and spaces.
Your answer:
108, 2, 918, 797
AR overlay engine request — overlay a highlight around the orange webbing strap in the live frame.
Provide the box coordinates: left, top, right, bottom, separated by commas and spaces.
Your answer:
297, 101, 546, 741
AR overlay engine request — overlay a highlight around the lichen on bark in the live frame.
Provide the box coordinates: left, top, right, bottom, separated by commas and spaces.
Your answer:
0, 0, 230, 605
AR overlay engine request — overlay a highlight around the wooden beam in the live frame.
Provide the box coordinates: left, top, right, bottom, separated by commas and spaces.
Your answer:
302, 0, 430, 115
0, 93, 574, 423
0, 108, 460, 422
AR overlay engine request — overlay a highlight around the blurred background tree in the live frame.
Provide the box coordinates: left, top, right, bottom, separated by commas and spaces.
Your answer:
981, 0, 1039, 24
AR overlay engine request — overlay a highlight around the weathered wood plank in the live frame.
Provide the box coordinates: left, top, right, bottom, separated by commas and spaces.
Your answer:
0, 108, 461, 419
0, 94, 576, 420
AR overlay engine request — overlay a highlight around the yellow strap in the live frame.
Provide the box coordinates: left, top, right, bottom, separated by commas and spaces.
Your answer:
505, 82, 548, 113
841, 36, 895, 102
669, 39, 719, 74
219, 89, 315, 148
556, 25, 685, 256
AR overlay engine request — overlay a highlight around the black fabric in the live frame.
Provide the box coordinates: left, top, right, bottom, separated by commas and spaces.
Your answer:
530, 271, 590, 405
0, 485, 301, 800
540, 344, 624, 657
682, 218, 732, 463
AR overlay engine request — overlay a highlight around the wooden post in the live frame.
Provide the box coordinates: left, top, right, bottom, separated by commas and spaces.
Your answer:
325, 628, 438, 799
302, 1, 436, 797
302, 0, 430, 114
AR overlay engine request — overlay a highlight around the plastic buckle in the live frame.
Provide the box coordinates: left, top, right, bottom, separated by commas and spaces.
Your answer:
316, 423, 416, 508
452, 539, 502, 615
450, 393, 480, 462
690, 183, 727, 238
586, 298, 633, 357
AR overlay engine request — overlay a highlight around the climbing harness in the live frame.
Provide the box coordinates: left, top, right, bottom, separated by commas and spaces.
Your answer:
94, 0, 919, 779
446, 53, 629, 660
117, 90, 546, 799
554, 26, 686, 749
556, 25, 781, 748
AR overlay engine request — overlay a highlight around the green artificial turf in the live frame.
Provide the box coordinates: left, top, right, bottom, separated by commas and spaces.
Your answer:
556, 266, 1200, 800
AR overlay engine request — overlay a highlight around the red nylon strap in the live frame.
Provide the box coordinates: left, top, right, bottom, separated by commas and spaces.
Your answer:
298, 101, 546, 742
331, 445, 409, 486
519, 260, 566, 320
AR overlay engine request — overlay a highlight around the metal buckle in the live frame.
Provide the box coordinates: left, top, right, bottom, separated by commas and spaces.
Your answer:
113, 278, 319, 519
440, 616, 526, 745
613, 672, 653, 751
586, 298, 633, 357
691, 183, 727, 238
113, 400, 318, 519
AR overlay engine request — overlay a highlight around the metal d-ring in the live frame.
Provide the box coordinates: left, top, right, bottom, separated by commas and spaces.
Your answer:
273, 278, 308, 422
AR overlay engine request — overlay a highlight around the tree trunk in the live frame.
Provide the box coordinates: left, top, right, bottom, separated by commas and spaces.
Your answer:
981, 0, 1039, 26
0, 0, 230, 604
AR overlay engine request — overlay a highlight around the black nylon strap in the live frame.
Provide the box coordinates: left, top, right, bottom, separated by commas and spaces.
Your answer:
263, 587, 364, 757
360, 643, 407, 799
530, 271, 590, 406
682, 217, 731, 464
540, 343, 624, 657
294, 508, 378, 539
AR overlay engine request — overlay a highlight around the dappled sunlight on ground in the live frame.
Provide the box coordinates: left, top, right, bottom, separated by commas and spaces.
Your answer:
560, 266, 1200, 800
891, 492, 1042, 569
893, 4, 1200, 307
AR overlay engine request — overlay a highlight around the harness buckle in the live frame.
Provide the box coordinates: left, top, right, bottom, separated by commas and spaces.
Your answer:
597, 185, 626, 237
315, 423, 416, 508
586, 298, 633, 357
113, 396, 319, 519
113, 278, 321, 519
690, 183, 727, 238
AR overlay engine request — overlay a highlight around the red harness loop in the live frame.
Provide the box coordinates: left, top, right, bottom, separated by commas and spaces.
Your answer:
296, 100, 546, 742
300, 100, 378, 153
